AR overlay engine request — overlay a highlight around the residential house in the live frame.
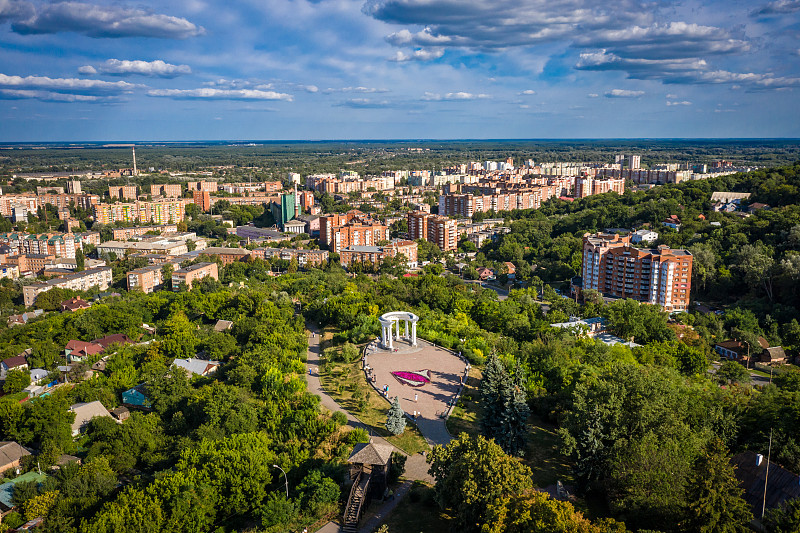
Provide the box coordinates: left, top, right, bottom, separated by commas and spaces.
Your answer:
476, 267, 493, 281
0, 471, 47, 514
60, 297, 91, 312
0, 355, 28, 379
122, 385, 151, 409
662, 215, 682, 230
731, 451, 800, 516
7, 310, 43, 327
173, 358, 220, 377
110, 406, 130, 421
69, 401, 114, 436
214, 320, 233, 332
714, 337, 772, 365
631, 229, 659, 243
64, 340, 104, 363
503, 262, 516, 279
0, 441, 31, 474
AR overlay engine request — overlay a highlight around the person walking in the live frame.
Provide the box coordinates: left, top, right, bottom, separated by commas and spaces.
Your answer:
414, 392, 418, 403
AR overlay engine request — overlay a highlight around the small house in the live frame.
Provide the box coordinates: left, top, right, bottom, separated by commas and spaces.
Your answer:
110, 406, 130, 421
69, 401, 114, 436
60, 297, 91, 312
173, 358, 220, 377
0, 441, 31, 474
731, 451, 800, 516
0, 355, 28, 380
214, 320, 234, 332
122, 385, 151, 409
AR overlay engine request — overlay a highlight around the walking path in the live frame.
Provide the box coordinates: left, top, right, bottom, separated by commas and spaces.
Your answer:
305, 323, 434, 533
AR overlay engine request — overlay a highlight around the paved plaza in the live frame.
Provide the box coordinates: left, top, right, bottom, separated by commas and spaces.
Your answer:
364, 336, 467, 446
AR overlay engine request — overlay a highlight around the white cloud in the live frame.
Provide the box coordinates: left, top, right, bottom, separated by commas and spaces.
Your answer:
0, 73, 137, 94
388, 48, 444, 62
752, 0, 800, 15
666, 100, 692, 106
11, 2, 204, 39
605, 89, 645, 98
519, 89, 536, 95
666, 93, 678, 98
323, 86, 390, 93
0, 89, 109, 102
588, 93, 599, 98
146, 88, 293, 101
0, 0, 33, 23
422, 91, 490, 101
82, 59, 192, 78
335, 98, 395, 108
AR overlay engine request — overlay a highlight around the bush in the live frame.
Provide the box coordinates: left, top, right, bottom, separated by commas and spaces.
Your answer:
348, 428, 370, 444
388, 452, 407, 484
332, 411, 348, 427
2, 511, 24, 530
260, 493, 298, 529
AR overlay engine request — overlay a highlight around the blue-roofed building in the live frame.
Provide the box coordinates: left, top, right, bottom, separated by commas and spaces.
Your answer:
122, 385, 151, 409
0, 471, 48, 512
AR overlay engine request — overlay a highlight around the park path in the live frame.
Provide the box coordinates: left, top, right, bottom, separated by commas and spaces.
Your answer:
305, 323, 433, 533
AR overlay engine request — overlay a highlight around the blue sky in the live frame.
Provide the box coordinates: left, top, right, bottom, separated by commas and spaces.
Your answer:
0, 0, 799, 140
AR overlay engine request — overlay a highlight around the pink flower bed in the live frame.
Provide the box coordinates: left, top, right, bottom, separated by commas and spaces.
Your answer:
391, 369, 431, 387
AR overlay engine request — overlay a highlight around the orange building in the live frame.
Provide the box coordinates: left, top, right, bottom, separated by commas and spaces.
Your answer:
172, 262, 218, 290
109, 186, 138, 200
319, 211, 389, 253
582, 232, 692, 312
193, 190, 211, 212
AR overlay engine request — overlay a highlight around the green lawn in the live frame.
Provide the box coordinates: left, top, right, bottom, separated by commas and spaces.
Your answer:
316, 337, 429, 455
445, 367, 482, 438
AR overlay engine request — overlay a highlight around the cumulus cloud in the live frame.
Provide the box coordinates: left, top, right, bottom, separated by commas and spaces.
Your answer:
0, 73, 137, 94
146, 88, 293, 101
422, 91, 490, 100
366, 0, 652, 49
80, 59, 192, 78
604, 89, 645, 98
752, 0, 800, 15
666, 100, 692, 106
519, 89, 536, 95
388, 48, 444, 62
574, 22, 749, 60
10, 2, 204, 39
0, 0, 33, 23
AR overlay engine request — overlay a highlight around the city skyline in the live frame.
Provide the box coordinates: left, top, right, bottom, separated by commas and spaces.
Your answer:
0, 0, 799, 140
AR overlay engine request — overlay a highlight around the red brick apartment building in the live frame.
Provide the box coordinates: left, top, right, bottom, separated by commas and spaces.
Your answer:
319, 211, 389, 253
407, 212, 458, 251
150, 184, 183, 197
581, 232, 692, 312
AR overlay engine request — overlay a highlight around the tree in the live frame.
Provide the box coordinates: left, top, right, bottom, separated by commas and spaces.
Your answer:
480, 353, 511, 441
735, 243, 775, 301
495, 363, 529, 457
75, 248, 85, 272
483, 490, 628, 533
716, 361, 751, 385
689, 244, 716, 292
764, 498, 800, 533
684, 438, 753, 532
160, 312, 197, 359
427, 433, 533, 532
4, 369, 31, 394
386, 396, 406, 435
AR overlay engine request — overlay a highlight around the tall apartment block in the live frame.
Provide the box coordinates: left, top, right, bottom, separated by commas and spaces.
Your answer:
187, 181, 217, 193
108, 186, 138, 200
319, 211, 389, 254
582, 232, 692, 312
407, 211, 457, 251
575, 177, 625, 198
193, 190, 211, 212
150, 184, 182, 197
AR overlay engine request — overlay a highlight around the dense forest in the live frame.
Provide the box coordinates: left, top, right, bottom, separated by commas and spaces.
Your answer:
2, 139, 799, 177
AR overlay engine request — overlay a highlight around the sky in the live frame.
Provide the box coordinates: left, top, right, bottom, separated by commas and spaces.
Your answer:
0, 0, 799, 140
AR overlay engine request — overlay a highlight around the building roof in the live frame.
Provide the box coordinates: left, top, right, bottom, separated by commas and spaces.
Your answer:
214, 320, 234, 332
732, 451, 800, 514
92, 334, 132, 350
2, 356, 28, 370
763, 346, 786, 360
173, 358, 220, 376
0, 471, 47, 512
61, 297, 91, 311
29, 368, 49, 382
69, 401, 113, 433
348, 442, 394, 466
175, 261, 215, 274
0, 441, 31, 469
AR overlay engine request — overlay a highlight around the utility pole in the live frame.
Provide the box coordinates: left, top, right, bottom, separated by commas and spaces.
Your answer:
762, 428, 773, 519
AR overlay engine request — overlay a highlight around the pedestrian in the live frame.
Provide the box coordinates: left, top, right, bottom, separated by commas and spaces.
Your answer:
414, 393, 418, 402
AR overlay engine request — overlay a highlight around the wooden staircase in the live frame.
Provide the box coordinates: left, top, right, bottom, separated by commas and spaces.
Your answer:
342, 469, 372, 533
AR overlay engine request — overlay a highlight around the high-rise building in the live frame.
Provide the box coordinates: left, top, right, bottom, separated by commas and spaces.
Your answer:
407, 211, 429, 241
630, 155, 641, 170
581, 232, 692, 312
575, 177, 625, 198
151, 184, 182, 198
428, 215, 458, 252
193, 191, 211, 212
108, 186, 138, 200
66, 180, 82, 194
319, 211, 389, 253
271, 193, 297, 230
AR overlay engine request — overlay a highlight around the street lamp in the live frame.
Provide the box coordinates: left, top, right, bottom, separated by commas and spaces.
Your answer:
273, 465, 288, 499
